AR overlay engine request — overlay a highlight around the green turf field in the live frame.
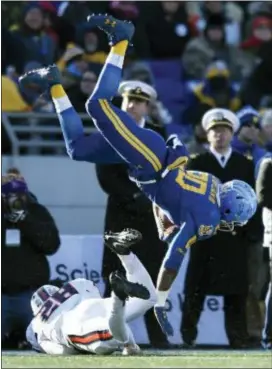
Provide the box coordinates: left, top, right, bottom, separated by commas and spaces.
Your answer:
2, 350, 272, 368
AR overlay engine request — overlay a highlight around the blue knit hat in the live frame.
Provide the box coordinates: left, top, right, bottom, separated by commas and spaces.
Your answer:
2, 179, 28, 195
236, 105, 260, 129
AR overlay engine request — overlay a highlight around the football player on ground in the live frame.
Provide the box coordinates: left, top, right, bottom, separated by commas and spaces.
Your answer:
20, 15, 257, 337
26, 229, 156, 355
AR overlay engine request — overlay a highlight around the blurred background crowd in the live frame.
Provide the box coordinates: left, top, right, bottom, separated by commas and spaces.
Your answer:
1, 0, 272, 352
2, 0, 272, 155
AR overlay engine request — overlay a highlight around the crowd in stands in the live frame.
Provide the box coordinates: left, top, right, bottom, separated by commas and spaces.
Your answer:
2, 1, 272, 157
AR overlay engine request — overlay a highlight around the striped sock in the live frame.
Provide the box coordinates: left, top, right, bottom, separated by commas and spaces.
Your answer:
50, 85, 72, 114
106, 40, 128, 69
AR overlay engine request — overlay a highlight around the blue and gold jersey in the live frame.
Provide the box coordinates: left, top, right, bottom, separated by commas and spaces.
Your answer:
127, 138, 221, 241
141, 167, 221, 240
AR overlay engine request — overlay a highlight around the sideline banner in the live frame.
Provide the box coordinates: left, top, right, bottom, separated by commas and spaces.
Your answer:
47, 235, 228, 345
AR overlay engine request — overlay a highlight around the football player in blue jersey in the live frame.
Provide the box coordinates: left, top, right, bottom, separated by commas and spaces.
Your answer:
19, 14, 258, 337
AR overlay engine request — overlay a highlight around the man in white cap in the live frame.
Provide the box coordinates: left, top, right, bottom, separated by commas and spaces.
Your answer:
201, 108, 240, 166
118, 80, 157, 126
181, 107, 263, 349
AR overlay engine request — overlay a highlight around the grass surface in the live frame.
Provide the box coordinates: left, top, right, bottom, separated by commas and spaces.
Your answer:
2, 350, 272, 368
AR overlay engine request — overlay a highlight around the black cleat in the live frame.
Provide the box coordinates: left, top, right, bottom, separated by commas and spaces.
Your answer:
110, 271, 150, 301
104, 228, 142, 255
87, 14, 135, 46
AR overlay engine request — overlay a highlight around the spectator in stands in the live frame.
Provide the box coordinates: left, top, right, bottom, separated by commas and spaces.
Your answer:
185, 123, 209, 154
182, 14, 253, 80
260, 110, 272, 152
68, 70, 98, 113
256, 154, 272, 350
58, 46, 89, 90
109, 1, 140, 20
2, 173, 60, 349
2, 28, 26, 75
59, 1, 108, 26
2, 76, 30, 112
2, 1, 24, 29
260, 96, 272, 113
182, 60, 241, 126
11, 3, 57, 67
143, 1, 193, 59
239, 38, 272, 108
241, 12, 272, 52
123, 61, 155, 86
39, 1, 74, 54
77, 26, 107, 65
108, 2, 151, 58
57, 25, 107, 74
247, 2, 272, 18
187, 1, 244, 46
233, 107, 267, 166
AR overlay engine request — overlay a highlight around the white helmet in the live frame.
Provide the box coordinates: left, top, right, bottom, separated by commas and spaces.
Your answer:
31, 285, 59, 316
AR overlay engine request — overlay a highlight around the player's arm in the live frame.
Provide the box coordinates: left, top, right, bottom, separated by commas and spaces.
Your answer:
154, 218, 197, 335
50, 85, 124, 164
152, 203, 179, 242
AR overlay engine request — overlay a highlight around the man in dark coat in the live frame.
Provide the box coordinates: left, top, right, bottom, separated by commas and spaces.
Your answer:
96, 80, 169, 348
2, 173, 60, 347
180, 108, 263, 348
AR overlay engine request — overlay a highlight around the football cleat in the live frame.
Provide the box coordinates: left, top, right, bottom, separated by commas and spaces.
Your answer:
19, 64, 61, 93
104, 228, 142, 255
122, 344, 141, 356
110, 270, 150, 301
87, 14, 135, 46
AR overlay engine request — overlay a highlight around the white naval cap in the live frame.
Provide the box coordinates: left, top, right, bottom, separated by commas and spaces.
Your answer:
118, 80, 157, 102
202, 108, 240, 133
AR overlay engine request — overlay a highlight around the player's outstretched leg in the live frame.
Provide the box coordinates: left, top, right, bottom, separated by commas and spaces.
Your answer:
107, 271, 140, 353
104, 229, 157, 322
19, 65, 87, 159
85, 14, 167, 175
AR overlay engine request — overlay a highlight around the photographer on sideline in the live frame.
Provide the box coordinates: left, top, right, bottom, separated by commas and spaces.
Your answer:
2, 173, 60, 347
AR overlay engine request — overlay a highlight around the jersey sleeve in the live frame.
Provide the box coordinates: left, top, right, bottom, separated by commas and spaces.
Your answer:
162, 216, 197, 270
26, 320, 76, 355
165, 134, 189, 170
